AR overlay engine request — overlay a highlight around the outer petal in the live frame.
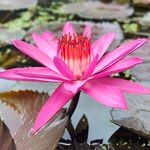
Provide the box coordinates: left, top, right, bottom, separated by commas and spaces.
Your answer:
82, 79, 127, 109
97, 77, 150, 94
91, 32, 115, 59
32, 83, 75, 133
32, 33, 57, 58
16, 67, 68, 81
63, 22, 76, 36
93, 39, 147, 74
54, 57, 74, 80
82, 24, 91, 38
93, 57, 143, 79
0, 68, 62, 82
12, 40, 58, 72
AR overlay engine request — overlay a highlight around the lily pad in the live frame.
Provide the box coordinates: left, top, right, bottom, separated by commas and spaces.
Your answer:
140, 12, 150, 27
0, 90, 68, 149
0, 118, 16, 150
0, 0, 37, 11
60, 1, 134, 20
111, 45, 150, 139
109, 127, 150, 150
0, 28, 26, 46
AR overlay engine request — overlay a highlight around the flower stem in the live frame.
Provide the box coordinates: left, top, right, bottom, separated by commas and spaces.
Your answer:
66, 92, 80, 141
67, 92, 80, 118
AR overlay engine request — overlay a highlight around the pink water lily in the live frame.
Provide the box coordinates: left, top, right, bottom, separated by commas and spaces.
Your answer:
0, 22, 150, 133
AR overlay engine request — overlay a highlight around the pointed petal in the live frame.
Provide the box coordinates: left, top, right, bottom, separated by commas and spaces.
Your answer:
12, 40, 58, 72
0, 68, 62, 82
82, 24, 91, 38
42, 31, 58, 49
54, 57, 74, 80
32, 33, 57, 58
98, 77, 150, 94
94, 57, 143, 78
16, 67, 68, 81
82, 79, 127, 109
42, 31, 56, 42
91, 32, 115, 59
93, 39, 147, 74
63, 22, 76, 36
32, 84, 74, 133
82, 55, 99, 79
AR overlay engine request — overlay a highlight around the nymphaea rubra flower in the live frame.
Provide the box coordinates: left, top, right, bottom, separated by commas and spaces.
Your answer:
0, 22, 150, 133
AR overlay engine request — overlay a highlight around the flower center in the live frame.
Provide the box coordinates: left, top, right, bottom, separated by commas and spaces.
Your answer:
58, 34, 91, 79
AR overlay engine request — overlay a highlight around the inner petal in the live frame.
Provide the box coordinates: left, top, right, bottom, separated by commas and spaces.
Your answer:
58, 34, 91, 79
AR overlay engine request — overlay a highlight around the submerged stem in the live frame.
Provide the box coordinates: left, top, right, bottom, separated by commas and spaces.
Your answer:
66, 92, 80, 141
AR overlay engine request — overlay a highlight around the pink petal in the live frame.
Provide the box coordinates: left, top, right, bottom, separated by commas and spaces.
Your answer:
91, 32, 115, 59
42, 31, 56, 42
42, 31, 58, 50
32, 33, 57, 58
82, 79, 127, 109
82, 24, 91, 38
82, 55, 99, 79
93, 57, 143, 78
54, 57, 74, 80
12, 40, 58, 72
16, 67, 68, 81
93, 39, 147, 74
63, 22, 76, 36
0, 68, 62, 82
97, 77, 150, 94
32, 84, 75, 133
64, 79, 87, 94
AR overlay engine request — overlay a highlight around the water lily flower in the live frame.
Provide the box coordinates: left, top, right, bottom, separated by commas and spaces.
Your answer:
0, 22, 150, 133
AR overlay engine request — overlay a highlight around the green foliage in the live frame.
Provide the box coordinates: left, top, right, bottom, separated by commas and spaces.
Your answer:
123, 23, 140, 33
3, 2, 74, 31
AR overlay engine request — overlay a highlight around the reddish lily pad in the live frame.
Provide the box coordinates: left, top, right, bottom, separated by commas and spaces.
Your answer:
109, 127, 150, 149
0, 90, 68, 149
0, 119, 16, 150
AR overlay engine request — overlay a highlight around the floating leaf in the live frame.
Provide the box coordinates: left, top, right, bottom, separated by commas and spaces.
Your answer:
140, 12, 150, 27
111, 92, 150, 140
0, 118, 16, 150
0, 0, 37, 11
0, 90, 68, 150
109, 127, 150, 150
0, 28, 25, 46
60, 1, 134, 20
